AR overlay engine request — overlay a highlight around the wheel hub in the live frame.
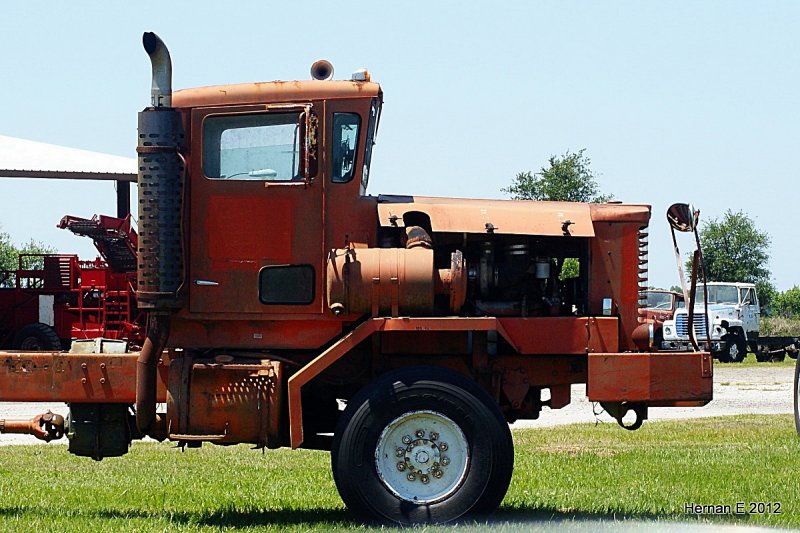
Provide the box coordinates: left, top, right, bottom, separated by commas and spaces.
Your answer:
375, 410, 469, 503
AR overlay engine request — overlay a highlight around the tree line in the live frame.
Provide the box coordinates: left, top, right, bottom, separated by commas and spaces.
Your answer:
505, 149, 798, 318
0, 225, 53, 286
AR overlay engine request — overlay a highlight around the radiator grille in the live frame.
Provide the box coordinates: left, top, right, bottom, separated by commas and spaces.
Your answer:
637, 225, 649, 321
676, 313, 708, 337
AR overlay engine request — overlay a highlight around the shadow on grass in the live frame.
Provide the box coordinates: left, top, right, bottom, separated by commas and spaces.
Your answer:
0, 503, 752, 529
0, 505, 352, 528
488, 506, 748, 526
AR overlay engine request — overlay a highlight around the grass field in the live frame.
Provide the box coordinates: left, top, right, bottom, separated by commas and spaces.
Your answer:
0, 415, 798, 531
736, 354, 795, 367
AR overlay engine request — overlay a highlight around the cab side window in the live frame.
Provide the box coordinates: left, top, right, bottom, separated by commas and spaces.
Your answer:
331, 113, 360, 183
740, 288, 756, 306
204, 112, 302, 181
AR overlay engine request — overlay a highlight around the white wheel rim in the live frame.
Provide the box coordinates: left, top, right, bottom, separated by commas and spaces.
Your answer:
730, 343, 739, 359
374, 410, 470, 504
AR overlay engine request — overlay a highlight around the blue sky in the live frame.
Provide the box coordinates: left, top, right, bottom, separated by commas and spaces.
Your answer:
0, 2, 797, 290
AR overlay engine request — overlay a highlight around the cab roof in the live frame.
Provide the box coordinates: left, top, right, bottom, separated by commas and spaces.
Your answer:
172, 80, 381, 108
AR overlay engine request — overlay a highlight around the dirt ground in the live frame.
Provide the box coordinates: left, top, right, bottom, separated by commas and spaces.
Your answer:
0, 364, 795, 445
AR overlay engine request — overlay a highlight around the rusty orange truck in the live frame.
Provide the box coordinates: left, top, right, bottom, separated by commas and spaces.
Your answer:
0, 33, 712, 524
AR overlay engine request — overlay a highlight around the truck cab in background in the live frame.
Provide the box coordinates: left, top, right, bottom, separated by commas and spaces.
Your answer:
661, 282, 758, 363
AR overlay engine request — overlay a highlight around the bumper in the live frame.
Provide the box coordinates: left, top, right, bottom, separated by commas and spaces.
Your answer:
661, 340, 725, 353
587, 351, 713, 406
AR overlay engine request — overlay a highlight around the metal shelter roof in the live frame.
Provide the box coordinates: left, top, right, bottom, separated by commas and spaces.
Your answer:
0, 135, 136, 182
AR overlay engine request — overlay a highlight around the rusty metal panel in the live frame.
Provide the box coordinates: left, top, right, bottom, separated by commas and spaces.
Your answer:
167, 359, 282, 447
589, 203, 651, 223
172, 80, 381, 109
380, 331, 469, 355
586, 351, 713, 403
206, 196, 294, 262
377, 196, 595, 237
491, 355, 587, 387
587, 317, 620, 353
589, 221, 645, 351
327, 247, 435, 317
0, 352, 169, 403
168, 317, 343, 350
497, 317, 618, 354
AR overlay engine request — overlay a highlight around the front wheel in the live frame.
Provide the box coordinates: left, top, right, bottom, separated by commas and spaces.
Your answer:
331, 366, 513, 525
719, 333, 747, 363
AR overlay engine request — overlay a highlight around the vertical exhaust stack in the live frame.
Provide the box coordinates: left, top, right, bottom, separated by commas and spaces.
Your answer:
143, 32, 172, 108
136, 32, 183, 436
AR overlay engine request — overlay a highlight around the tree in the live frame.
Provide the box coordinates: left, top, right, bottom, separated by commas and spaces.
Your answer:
502, 149, 612, 203
690, 210, 775, 309
772, 286, 800, 318
0, 223, 54, 287
504, 149, 612, 279
0, 227, 16, 272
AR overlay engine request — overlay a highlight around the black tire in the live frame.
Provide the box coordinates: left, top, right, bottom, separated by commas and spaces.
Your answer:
772, 351, 787, 363
12, 323, 62, 351
755, 346, 771, 363
794, 355, 800, 437
719, 333, 747, 363
331, 366, 513, 525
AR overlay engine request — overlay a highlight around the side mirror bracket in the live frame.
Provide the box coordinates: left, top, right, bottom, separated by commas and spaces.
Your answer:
667, 203, 710, 352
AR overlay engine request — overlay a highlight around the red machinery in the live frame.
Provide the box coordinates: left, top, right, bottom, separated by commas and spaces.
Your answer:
0, 214, 143, 350
0, 33, 712, 525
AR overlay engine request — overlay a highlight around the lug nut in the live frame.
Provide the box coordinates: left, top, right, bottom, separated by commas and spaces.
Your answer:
397, 462, 406, 471
430, 432, 439, 441
396, 447, 405, 457
402, 435, 412, 445
439, 442, 448, 451
407, 473, 416, 481
415, 429, 425, 438
441, 456, 450, 466
433, 469, 444, 479
420, 474, 429, 484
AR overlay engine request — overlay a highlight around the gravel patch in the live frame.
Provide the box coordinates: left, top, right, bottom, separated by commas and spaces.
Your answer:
514, 364, 795, 429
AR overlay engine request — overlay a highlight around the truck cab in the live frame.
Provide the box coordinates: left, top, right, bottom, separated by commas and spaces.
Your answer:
661, 281, 759, 362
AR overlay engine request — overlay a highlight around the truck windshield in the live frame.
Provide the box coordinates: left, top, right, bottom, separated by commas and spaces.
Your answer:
360, 97, 381, 194
645, 292, 674, 310
696, 285, 739, 305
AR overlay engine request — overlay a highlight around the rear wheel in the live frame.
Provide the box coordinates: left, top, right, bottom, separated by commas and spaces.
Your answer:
12, 323, 62, 351
331, 366, 513, 525
755, 346, 771, 363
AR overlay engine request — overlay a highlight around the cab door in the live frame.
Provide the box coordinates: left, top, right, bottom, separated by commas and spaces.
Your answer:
188, 104, 324, 316
740, 286, 759, 334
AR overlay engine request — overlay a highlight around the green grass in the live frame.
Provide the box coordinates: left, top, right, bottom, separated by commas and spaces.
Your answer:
730, 354, 796, 367
0, 415, 798, 531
